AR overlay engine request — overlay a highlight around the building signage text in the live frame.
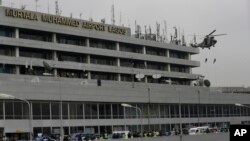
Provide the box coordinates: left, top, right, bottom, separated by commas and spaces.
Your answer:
5, 8, 127, 35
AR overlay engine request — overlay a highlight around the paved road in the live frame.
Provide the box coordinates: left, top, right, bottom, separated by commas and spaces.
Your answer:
106, 133, 229, 141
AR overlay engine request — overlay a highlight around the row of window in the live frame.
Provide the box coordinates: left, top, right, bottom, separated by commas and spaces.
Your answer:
0, 64, 190, 85
0, 46, 191, 73
0, 101, 249, 120
0, 25, 190, 59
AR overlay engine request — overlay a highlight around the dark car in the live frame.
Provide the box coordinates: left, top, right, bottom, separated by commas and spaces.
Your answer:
219, 127, 229, 132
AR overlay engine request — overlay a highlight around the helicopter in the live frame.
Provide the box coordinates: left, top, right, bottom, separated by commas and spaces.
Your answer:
190, 30, 226, 49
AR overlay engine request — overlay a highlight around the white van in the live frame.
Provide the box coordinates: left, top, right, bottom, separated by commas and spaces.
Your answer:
112, 131, 130, 139
188, 126, 209, 135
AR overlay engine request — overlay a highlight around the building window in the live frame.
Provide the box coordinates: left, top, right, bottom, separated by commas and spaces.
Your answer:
20, 66, 44, 76
58, 52, 87, 63
169, 50, 188, 59
0, 45, 15, 56
147, 61, 168, 71
120, 59, 145, 69
19, 48, 52, 60
160, 105, 170, 118
170, 104, 179, 118
146, 47, 166, 57
90, 55, 117, 66
41, 103, 50, 119
89, 38, 116, 50
99, 104, 112, 119
124, 105, 137, 119
0, 25, 15, 37
85, 103, 98, 119
57, 34, 86, 46
58, 69, 86, 78
0, 64, 16, 74
19, 28, 52, 42
91, 71, 118, 81
120, 43, 143, 54
137, 104, 149, 118
51, 103, 60, 119
170, 64, 189, 73
112, 104, 124, 119
120, 74, 132, 82
149, 104, 159, 118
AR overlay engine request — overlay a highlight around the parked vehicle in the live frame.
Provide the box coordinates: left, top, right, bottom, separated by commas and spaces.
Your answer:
219, 127, 229, 132
188, 126, 209, 135
112, 131, 130, 139
70, 133, 97, 141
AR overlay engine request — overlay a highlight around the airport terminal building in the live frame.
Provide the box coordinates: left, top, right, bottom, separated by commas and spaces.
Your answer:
0, 7, 250, 138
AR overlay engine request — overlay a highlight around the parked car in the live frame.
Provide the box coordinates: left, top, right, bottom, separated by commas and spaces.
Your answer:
35, 135, 56, 141
70, 133, 97, 141
219, 127, 229, 132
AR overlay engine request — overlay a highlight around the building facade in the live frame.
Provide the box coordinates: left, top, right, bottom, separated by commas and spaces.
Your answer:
0, 7, 250, 139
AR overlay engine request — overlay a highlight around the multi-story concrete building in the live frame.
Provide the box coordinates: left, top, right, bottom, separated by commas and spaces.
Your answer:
0, 6, 249, 139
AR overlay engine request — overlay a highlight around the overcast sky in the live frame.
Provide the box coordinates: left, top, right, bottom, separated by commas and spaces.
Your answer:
2, 0, 250, 87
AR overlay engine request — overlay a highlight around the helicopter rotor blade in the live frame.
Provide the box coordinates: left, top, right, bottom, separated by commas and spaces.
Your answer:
210, 34, 227, 37
207, 30, 216, 36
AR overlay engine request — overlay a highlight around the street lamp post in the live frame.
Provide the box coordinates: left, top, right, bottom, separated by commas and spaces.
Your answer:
235, 103, 250, 120
121, 103, 143, 141
235, 103, 250, 108
43, 73, 63, 141
198, 90, 200, 126
176, 88, 182, 141
0, 93, 32, 141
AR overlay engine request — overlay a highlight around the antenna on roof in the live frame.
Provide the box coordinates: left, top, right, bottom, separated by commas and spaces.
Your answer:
149, 25, 151, 35
119, 12, 122, 26
80, 13, 82, 19
47, 0, 50, 13
10, 0, 15, 8
164, 20, 168, 42
156, 22, 160, 41
101, 18, 105, 24
55, 0, 60, 15
111, 3, 115, 25
35, 0, 39, 12
182, 30, 186, 46
20, 5, 26, 10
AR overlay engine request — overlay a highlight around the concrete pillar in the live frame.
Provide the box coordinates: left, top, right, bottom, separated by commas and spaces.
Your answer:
86, 38, 90, 47
145, 76, 148, 83
143, 46, 146, 54
168, 64, 171, 72
15, 47, 19, 57
117, 58, 120, 67
87, 72, 91, 80
116, 42, 120, 51
188, 53, 191, 60
118, 74, 121, 81
52, 33, 57, 43
87, 55, 90, 64
15, 28, 19, 38
16, 66, 20, 74
53, 51, 58, 61
53, 69, 57, 76
189, 67, 192, 73
169, 78, 172, 85
167, 49, 169, 57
